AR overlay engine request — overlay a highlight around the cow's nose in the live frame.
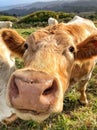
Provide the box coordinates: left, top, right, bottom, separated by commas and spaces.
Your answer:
8, 70, 58, 113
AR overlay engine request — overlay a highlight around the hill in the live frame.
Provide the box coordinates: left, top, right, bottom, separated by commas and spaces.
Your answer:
12, 11, 74, 28
1, 0, 97, 16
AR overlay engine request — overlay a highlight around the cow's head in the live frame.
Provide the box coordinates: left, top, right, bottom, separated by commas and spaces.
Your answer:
0, 28, 26, 124
5, 25, 97, 122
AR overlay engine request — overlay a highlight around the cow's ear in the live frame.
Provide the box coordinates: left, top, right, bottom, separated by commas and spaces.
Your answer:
75, 34, 97, 61
0, 29, 26, 57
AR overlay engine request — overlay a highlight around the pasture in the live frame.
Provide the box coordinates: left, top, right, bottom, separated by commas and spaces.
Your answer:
0, 28, 97, 130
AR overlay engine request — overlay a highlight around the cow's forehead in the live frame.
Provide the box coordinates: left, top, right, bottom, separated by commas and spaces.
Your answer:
26, 24, 64, 43
26, 29, 49, 44
27, 26, 74, 48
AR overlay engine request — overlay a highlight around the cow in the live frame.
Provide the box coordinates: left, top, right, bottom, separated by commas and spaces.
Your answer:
48, 17, 58, 25
2, 16, 97, 122
0, 21, 13, 28
0, 28, 26, 124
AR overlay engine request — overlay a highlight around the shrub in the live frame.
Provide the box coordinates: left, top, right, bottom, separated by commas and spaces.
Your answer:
16, 10, 74, 27
0, 15, 18, 22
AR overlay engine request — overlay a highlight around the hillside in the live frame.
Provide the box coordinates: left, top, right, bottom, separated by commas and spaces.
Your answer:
1, 0, 97, 16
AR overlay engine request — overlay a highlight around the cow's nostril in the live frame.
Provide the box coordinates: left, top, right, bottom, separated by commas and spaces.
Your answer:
42, 80, 57, 95
30, 80, 34, 84
43, 86, 54, 95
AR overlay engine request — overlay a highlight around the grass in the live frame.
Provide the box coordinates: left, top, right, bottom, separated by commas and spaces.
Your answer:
0, 28, 97, 130
16, 28, 41, 38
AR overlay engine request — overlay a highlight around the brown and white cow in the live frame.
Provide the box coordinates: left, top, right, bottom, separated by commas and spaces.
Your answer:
2, 16, 97, 122
0, 28, 25, 124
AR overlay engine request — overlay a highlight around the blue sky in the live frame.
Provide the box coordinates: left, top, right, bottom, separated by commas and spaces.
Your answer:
0, 0, 76, 7
0, 0, 61, 7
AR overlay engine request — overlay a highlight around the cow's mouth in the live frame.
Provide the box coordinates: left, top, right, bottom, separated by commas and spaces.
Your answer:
7, 70, 59, 117
15, 109, 50, 116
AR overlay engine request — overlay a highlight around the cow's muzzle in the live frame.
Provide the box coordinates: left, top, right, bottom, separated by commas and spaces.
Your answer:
7, 70, 58, 114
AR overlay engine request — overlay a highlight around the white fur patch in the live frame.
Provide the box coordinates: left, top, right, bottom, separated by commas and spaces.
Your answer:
0, 36, 15, 121
0, 89, 14, 121
0, 36, 14, 67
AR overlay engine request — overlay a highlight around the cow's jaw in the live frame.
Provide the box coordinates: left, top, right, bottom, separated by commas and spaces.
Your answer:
14, 109, 50, 122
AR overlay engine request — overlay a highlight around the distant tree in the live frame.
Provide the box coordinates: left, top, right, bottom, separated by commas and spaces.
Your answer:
13, 14, 17, 18
17, 10, 74, 27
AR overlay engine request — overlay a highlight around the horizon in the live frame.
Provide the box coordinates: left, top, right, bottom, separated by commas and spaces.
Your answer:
0, 0, 77, 7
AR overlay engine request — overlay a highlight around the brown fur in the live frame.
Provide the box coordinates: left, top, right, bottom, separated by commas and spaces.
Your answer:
45, 23, 96, 44
75, 34, 97, 60
44, 24, 97, 61
27, 23, 97, 47
0, 28, 26, 57
4, 17, 97, 122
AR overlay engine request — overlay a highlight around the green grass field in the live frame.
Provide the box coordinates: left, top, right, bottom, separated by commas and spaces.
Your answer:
15, 28, 40, 38
0, 28, 97, 130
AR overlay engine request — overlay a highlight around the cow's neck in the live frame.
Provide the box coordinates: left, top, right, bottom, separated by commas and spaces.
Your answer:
70, 60, 95, 87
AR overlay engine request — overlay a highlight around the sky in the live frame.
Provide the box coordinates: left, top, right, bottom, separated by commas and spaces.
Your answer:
0, 0, 57, 7
0, 0, 75, 7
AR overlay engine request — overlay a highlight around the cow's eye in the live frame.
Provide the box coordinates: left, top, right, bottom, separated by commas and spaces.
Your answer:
68, 46, 75, 53
62, 46, 75, 56
24, 43, 28, 50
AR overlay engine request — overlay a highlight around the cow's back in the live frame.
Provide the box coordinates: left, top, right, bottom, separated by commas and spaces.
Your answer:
67, 16, 97, 44
68, 16, 97, 87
